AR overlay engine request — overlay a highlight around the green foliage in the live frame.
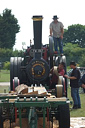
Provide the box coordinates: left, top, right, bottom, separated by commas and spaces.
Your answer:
0, 48, 24, 62
13, 49, 24, 57
3, 61, 10, 70
0, 48, 13, 56
63, 24, 85, 48
79, 54, 85, 67
0, 8, 20, 48
64, 43, 85, 66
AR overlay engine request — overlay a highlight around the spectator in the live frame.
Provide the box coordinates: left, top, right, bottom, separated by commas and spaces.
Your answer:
50, 15, 64, 55
50, 62, 65, 88
64, 61, 81, 109
78, 74, 85, 93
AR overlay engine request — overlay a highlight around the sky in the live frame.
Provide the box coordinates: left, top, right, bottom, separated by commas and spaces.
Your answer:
0, 0, 85, 50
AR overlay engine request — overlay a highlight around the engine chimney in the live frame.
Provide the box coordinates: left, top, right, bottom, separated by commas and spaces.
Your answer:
32, 16, 43, 49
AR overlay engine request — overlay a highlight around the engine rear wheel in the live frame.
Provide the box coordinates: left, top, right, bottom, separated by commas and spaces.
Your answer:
60, 55, 66, 64
17, 57, 22, 80
55, 55, 66, 66
49, 36, 54, 69
55, 56, 60, 66
10, 57, 22, 90
14, 57, 18, 77
10, 57, 14, 90
58, 104, 70, 128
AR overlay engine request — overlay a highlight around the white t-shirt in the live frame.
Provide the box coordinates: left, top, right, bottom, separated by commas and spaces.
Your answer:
50, 21, 64, 38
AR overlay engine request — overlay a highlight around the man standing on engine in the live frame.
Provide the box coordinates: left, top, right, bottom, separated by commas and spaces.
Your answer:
50, 15, 64, 55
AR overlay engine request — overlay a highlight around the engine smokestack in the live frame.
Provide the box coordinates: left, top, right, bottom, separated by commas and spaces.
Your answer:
32, 16, 43, 49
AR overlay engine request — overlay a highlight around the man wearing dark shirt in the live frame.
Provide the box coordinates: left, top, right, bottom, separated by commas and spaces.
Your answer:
64, 61, 81, 109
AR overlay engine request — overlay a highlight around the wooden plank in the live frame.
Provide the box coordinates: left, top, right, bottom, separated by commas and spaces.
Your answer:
34, 87, 47, 94
47, 97, 67, 101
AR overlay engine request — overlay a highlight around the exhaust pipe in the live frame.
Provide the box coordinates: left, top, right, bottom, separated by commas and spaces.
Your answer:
32, 15, 43, 49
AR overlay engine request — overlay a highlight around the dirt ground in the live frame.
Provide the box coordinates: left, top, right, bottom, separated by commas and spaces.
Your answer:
3, 117, 85, 128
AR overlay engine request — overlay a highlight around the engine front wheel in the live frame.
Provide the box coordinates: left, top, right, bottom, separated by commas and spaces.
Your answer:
0, 107, 3, 128
13, 77, 20, 91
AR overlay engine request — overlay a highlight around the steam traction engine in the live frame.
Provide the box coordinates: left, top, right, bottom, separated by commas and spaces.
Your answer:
0, 16, 70, 128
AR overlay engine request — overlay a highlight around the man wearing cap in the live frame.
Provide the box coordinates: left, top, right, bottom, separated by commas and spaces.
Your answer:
64, 61, 81, 109
50, 15, 64, 55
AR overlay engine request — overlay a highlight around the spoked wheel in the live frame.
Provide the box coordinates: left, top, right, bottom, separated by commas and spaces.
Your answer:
60, 55, 67, 75
56, 76, 66, 97
58, 104, 70, 128
55, 84, 63, 98
49, 36, 54, 69
58, 76, 66, 96
59, 55, 68, 97
56, 55, 67, 96
10, 57, 14, 90
0, 107, 3, 128
10, 57, 22, 90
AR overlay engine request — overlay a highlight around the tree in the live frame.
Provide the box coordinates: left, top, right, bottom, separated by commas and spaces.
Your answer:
63, 24, 85, 48
0, 8, 20, 49
79, 54, 85, 67
63, 43, 85, 66
3, 61, 10, 70
0, 48, 24, 62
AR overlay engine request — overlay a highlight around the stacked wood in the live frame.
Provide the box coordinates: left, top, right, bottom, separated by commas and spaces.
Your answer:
14, 84, 48, 96
34, 87, 47, 95
15, 84, 28, 94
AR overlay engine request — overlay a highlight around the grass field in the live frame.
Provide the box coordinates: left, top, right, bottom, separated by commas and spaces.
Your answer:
0, 70, 10, 82
0, 70, 85, 117
68, 86, 85, 117
0, 86, 9, 93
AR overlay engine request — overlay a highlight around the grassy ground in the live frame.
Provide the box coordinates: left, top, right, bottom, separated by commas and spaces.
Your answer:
0, 86, 9, 93
68, 86, 85, 117
0, 70, 85, 117
0, 70, 10, 82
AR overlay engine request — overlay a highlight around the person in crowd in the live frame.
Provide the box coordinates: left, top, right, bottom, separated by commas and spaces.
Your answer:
50, 62, 65, 88
78, 74, 85, 93
50, 15, 64, 55
64, 61, 81, 109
